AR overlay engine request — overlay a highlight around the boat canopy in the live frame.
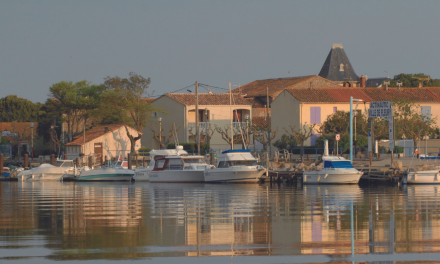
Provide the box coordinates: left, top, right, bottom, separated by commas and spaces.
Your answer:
324, 160, 354, 169
150, 149, 188, 157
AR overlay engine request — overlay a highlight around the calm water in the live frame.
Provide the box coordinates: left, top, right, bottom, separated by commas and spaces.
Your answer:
1, 181, 440, 263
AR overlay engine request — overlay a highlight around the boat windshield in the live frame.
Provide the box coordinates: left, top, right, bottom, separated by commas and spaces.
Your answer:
55, 161, 74, 167
218, 160, 257, 168
324, 161, 354, 169
182, 158, 205, 164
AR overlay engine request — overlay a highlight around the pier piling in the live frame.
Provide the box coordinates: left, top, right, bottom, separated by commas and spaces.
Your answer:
50, 154, 55, 165
24, 154, 28, 169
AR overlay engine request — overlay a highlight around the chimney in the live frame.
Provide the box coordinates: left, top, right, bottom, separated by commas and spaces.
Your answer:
104, 127, 109, 133
309, 82, 313, 90
359, 76, 366, 88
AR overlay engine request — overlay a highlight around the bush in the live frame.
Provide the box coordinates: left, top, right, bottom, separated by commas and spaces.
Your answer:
138, 146, 151, 156
273, 134, 297, 151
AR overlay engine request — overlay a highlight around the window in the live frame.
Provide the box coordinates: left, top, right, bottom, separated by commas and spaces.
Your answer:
182, 158, 204, 164
339, 63, 344, 71
333, 107, 337, 113
421, 106, 431, 122
154, 159, 165, 169
167, 159, 183, 170
310, 107, 321, 124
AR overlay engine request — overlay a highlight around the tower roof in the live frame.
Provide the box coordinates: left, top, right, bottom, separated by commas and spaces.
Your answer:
318, 44, 359, 83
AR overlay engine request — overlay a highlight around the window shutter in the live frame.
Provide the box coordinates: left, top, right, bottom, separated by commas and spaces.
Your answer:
333, 107, 337, 113
310, 107, 315, 124
316, 107, 321, 124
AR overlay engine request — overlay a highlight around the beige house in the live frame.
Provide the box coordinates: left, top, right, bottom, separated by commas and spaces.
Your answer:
141, 93, 253, 150
65, 124, 141, 160
271, 87, 440, 147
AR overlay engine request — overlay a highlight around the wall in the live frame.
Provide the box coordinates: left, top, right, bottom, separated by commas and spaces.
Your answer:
66, 126, 141, 160
141, 96, 186, 149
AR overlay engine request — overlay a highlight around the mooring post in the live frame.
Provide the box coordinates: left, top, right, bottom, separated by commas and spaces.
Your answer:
88, 156, 93, 169
50, 154, 55, 165
76, 158, 80, 168
0, 155, 3, 177
128, 153, 132, 170
24, 154, 29, 169
143, 157, 146, 167
64, 154, 67, 160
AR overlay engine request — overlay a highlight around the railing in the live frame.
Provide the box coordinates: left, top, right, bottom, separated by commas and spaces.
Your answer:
188, 122, 247, 130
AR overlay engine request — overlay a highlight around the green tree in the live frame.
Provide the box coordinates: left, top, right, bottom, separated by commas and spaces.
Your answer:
0, 95, 41, 122
387, 73, 440, 87
284, 123, 315, 161
273, 134, 297, 151
392, 98, 437, 150
103, 72, 157, 153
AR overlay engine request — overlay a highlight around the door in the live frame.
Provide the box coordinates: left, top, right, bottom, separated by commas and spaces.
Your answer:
94, 143, 103, 163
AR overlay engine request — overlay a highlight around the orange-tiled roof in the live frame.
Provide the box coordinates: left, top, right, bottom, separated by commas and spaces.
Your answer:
284, 87, 440, 103
233, 75, 339, 97
0, 122, 38, 141
362, 88, 440, 103
65, 124, 141, 146
140, 98, 155, 103
163, 93, 253, 106
252, 117, 268, 128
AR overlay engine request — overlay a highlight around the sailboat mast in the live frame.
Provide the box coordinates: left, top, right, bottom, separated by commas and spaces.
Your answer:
230, 82, 233, 150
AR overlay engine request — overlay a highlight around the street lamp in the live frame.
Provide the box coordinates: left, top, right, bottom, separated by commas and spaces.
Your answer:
158, 117, 162, 149
350, 97, 363, 162
245, 114, 250, 149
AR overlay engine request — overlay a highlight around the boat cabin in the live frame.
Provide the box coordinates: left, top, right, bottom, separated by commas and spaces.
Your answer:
217, 149, 258, 168
153, 156, 208, 171
54, 160, 75, 168
322, 156, 354, 169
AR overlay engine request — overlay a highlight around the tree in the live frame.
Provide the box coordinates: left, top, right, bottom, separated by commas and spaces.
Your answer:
273, 134, 297, 151
392, 98, 437, 151
214, 125, 243, 148
150, 123, 181, 149
188, 124, 215, 146
250, 124, 278, 152
48, 81, 106, 142
0, 95, 41, 122
387, 73, 440, 87
284, 123, 315, 161
103, 72, 157, 153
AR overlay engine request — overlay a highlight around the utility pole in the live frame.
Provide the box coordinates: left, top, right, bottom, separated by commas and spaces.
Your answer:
230, 82, 234, 150
196, 81, 200, 155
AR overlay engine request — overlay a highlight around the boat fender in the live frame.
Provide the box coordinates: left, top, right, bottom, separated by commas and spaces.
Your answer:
317, 176, 321, 182
324, 173, 328, 179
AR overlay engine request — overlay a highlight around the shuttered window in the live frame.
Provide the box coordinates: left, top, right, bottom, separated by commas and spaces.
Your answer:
310, 107, 321, 124
421, 106, 431, 122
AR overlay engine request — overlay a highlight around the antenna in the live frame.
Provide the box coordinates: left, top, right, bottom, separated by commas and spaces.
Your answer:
383, 81, 390, 90
396, 82, 403, 91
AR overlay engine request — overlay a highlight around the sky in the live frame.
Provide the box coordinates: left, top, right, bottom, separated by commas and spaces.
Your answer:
1, 0, 440, 103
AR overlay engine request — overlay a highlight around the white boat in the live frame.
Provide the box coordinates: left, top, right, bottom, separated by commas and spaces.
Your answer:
77, 166, 134, 181
133, 146, 188, 182
204, 149, 266, 183
149, 155, 212, 183
302, 156, 363, 184
405, 167, 440, 184
18, 160, 76, 181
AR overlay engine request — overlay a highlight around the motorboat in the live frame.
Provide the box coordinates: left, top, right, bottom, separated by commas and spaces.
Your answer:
17, 160, 76, 181
405, 167, 440, 184
2, 167, 11, 177
149, 155, 213, 183
204, 149, 266, 183
133, 146, 188, 182
77, 165, 134, 181
302, 156, 363, 184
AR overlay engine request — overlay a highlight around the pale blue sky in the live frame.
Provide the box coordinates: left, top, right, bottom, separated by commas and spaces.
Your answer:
1, 0, 439, 103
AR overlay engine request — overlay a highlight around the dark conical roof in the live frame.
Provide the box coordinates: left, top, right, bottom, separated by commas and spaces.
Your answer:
318, 44, 359, 82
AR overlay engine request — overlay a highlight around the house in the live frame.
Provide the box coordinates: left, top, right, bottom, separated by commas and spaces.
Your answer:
141, 93, 254, 150
65, 124, 141, 160
0, 122, 38, 156
271, 87, 440, 147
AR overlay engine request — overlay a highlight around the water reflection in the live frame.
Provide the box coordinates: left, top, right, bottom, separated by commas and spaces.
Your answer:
1, 182, 440, 262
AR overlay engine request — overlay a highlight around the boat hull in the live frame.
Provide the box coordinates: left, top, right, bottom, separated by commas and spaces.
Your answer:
133, 168, 150, 181
18, 173, 65, 181
204, 168, 266, 183
406, 171, 440, 184
149, 170, 205, 183
303, 169, 362, 184
77, 168, 134, 181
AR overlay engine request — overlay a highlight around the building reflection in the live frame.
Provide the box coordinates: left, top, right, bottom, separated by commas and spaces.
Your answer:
2, 181, 440, 259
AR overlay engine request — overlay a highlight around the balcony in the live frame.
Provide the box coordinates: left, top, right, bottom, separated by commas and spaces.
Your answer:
188, 122, 247, 130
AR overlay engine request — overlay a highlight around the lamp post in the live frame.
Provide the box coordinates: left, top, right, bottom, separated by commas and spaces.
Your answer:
30, 123, 34, 160
158, 117, 162, 149
245, 114, 250, 149
350, 97, 363, 162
